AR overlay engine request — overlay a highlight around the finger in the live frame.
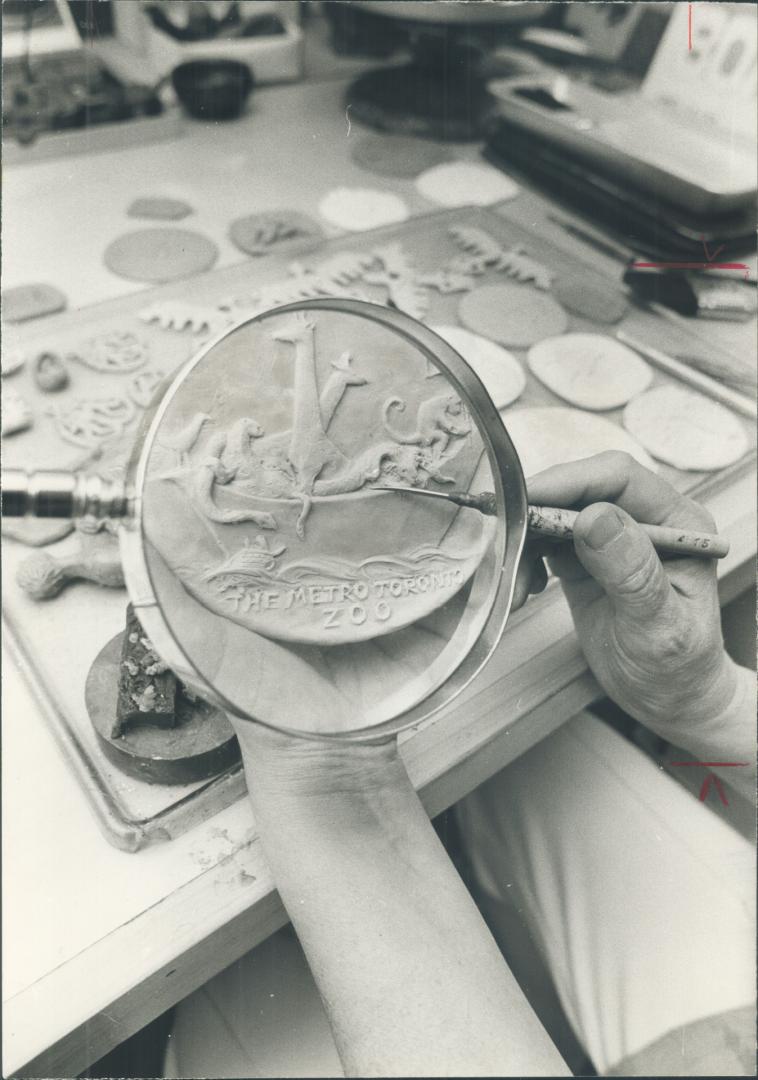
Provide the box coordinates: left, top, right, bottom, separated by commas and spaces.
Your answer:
511, 546, 548, 610
572, 502, 675, 617
527, 452, 715, 531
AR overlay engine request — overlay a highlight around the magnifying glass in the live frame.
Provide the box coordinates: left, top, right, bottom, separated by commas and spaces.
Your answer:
3, 300, 526, 740
2, 299, 726, 740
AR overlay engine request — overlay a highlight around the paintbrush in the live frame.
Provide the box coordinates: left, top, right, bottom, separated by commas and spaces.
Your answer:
372, 486, 730, 559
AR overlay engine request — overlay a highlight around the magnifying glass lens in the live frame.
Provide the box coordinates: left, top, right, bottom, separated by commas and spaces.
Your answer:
137, 304, 508, 738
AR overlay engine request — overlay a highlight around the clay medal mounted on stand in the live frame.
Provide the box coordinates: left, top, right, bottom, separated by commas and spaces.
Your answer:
143, 308, 493, 646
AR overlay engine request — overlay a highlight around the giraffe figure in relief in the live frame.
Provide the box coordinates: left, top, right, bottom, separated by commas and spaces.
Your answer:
270, 313, 353, 536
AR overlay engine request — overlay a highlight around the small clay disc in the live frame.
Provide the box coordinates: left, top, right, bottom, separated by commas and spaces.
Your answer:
104, 228, 219, 284
351, 134, 453, 179
127, 196, 193, 221
86, 633, 240, 785
229, 210, 323, 257
502, 406, 656, 478
415, 161, 519, 207
431, 324, 525, 409
528, 333, 652, 411
2, 283, 67, 323
459, 283, 568, 348
317, 187, 409, 232
553, 276, 627, 324
623, 386, 748, 471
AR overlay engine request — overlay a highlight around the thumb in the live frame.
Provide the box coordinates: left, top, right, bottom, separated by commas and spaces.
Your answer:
572, 503, 673, 616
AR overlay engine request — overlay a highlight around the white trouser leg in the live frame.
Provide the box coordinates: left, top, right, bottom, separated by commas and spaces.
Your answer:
455, 711, 756, 1073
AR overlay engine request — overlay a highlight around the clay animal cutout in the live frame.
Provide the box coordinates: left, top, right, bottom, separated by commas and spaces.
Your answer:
138, 301, 231, 337
33, 351, 69, 392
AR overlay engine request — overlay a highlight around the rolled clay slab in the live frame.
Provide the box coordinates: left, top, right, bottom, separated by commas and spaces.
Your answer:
415, 161, 519, 207
623, 386, 748, 471
459, 283, 568, 348
351, 134, 453, 179
317, 187, 409, 231
501, 405, 656, 478
431, 324, 525, 409
528, 333, 652, 410
104, 228, 219, 284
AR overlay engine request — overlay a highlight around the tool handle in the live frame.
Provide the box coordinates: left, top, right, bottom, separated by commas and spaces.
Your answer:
1, 470, 130, 521
527, 505, 729, 559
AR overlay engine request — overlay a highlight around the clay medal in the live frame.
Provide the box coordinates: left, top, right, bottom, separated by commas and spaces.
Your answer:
143, 309, 493, 646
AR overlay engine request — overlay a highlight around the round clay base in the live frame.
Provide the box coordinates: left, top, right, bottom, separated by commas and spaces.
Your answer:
86, 634, 241, 786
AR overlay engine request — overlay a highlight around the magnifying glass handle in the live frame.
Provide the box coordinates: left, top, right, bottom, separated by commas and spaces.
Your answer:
1, 469, 131, 521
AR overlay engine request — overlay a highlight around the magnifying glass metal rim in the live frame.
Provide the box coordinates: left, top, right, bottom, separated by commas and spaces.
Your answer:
119, 298, 528, 741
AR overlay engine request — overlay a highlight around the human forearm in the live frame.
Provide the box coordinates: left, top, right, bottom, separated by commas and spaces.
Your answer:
640, 659, 756, 802
239, 731, 568, 1078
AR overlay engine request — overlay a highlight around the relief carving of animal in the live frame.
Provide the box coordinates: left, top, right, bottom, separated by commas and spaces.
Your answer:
382, 392, 472, 455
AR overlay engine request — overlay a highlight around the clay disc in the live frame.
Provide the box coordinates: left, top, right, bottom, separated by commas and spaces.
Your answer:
528, 333, 652, 411
623, 386, 748, 471
127, 196, 193, 221
229, 210, 323, 257
431, 324, 525, 409
2, 283, 67, 323
104, 228, 219, 284
351, 134, 452, 179
317, 187, 409, 232
552, 276, 628, 324
415, 161, 519, 207
502, 405, 656, 478
459, 283, 568, 348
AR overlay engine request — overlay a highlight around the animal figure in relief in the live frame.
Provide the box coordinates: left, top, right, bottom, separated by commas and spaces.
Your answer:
157, 317, 474, 543
383, 393, 472, 455
159, 412, 211, 465
193, 432, 276, 529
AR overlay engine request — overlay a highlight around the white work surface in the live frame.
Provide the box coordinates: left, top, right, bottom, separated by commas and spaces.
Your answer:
2, 77, 756, 1079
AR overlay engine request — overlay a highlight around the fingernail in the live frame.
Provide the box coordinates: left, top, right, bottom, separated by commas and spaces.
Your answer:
585, 508, 625, 550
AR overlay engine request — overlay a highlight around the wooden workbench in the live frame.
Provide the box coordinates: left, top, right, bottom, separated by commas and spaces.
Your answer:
2, 76, 755, 1078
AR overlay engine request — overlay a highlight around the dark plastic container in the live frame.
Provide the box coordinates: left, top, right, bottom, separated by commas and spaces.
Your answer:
171, 59, 254, 121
